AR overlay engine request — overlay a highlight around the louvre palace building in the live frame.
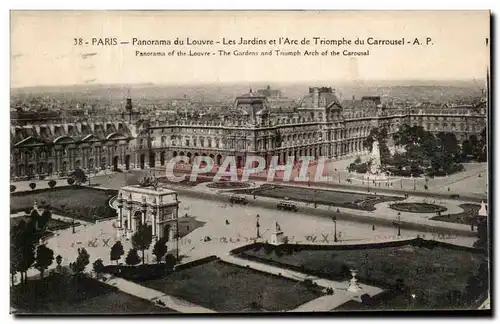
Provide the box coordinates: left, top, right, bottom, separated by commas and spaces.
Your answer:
10, 86, 486, 180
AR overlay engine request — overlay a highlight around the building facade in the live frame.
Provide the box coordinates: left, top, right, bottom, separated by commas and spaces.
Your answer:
137, 87, 486, 170
10, 86, 487, 179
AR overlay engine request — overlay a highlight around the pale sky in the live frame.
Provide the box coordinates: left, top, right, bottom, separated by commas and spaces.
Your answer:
10, 11, 490, 88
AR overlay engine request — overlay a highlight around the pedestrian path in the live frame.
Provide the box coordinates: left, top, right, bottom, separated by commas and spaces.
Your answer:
291, 295, 354, 312
101, 273, 216, 313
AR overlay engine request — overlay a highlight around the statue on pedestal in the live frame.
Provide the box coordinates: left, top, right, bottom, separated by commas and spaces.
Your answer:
478, 200, 488, 217
275, 221, 282, 233
271, 221, 285, 245
347, 269, 362, 292
363, 140, 388, 181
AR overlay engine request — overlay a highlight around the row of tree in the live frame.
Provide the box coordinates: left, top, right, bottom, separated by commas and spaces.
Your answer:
10, 219, 91, 285
11, 220, 174, 286
10, 168, 90, 194
109, 235, 174, 266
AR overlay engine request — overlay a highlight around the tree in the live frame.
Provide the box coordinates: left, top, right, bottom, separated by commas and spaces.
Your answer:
461, 139, 474, 158
29, 182, 36, 191
48, 180, 57, 189
11, 220, 36, 284
152, 238, 168, 263
110, 241, 125, 265
55, 255, 63, 272
93, 259, 104, 273
38, 209, 52, 230
125, 248, 141, 266
34, 244, 54, 279
437, 132, 460, 160
473, 218, 488, 250
464, 260, 489, 303
132, 225, 153, 264
360, 293, 373, 306
28, 208, 40, 230
67, 178, 75, 186
72, 248, 90, 274
164, 254, 177, 270
10, 237, 21, 286
69, 168, 88, 185
10, 259, 19, 286
10, 185, 16, 193
477, 127, 487, 162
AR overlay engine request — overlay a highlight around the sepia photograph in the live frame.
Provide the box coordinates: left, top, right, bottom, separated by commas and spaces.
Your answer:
9, 10, 491, 315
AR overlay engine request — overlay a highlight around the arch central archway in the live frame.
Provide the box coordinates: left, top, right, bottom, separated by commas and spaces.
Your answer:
140, 154, 145, 169
163, 224, 171, 241
113, 156, 119, 171
134, 210, 143, 229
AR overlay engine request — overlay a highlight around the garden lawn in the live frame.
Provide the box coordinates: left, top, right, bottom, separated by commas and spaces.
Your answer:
11, 187, 117, 222
231, 184, 403, 211
431, 204, 481, 225
11, 273, 175, 314
239, 243, 486, 309
136, 260, 323, 312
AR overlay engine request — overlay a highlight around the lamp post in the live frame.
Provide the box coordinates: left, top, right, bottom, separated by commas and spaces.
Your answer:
333, 209, 339, 242
176, 200, 180, 261
256, 214, 260, 239
117, 195, 124, 229
397, 212, 401, 237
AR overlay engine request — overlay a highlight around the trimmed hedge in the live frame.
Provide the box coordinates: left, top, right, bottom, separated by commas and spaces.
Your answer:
174, 255, 219, 272
101, 263, 174, 281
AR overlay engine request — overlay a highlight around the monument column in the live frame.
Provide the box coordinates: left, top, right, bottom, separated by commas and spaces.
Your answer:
117, 194, 123, 228
127, 206, 132, 230
150, 206, 157, 238
141, 198, 147, 226
169, 221, 177, 242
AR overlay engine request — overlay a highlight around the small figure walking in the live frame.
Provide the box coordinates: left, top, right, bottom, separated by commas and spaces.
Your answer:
225, 219, 230, 225
372, 225, 375, 231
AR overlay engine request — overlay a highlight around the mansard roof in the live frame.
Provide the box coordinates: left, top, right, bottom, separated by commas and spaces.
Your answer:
11, 121, 133, 147
300, 90, 341, 109
234, 90, 269, 117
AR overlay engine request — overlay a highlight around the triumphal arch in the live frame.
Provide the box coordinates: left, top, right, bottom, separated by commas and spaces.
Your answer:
115, 176, 180, 242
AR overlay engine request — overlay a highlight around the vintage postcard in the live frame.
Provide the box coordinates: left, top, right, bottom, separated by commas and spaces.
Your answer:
10, 10, 490, 314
